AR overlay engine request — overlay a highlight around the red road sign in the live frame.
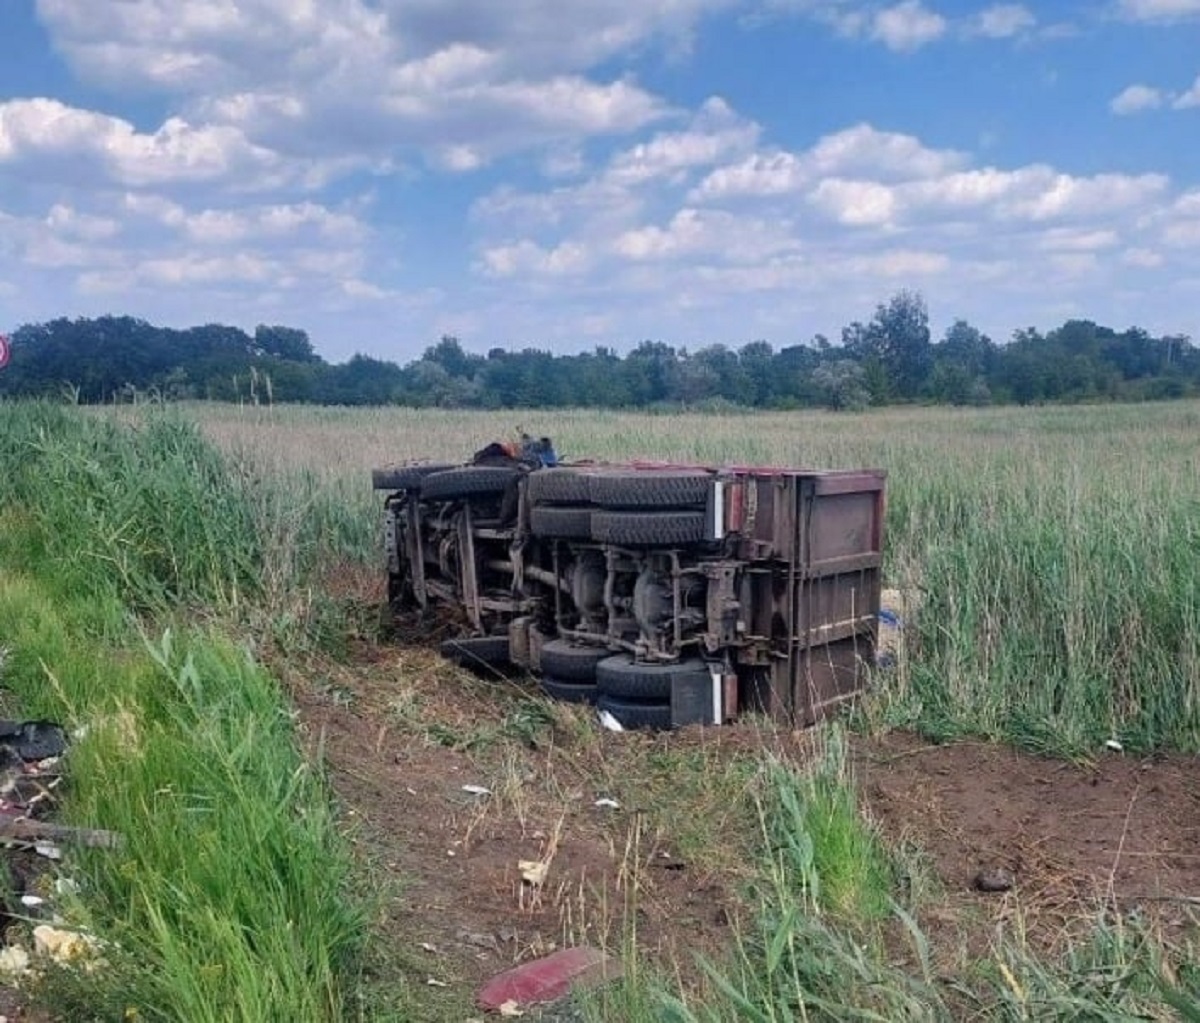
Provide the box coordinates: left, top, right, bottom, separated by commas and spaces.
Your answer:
0, 334, 9, 370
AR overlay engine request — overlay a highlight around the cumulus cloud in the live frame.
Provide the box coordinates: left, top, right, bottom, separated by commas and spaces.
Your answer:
0, 98, 288, 189
467, 98, 1188, 352
1111, 84, 1166, 114
33, 0, 722, 171
869, 1, 947, 51
690, 123, 964, 201
607, 98, 759, 186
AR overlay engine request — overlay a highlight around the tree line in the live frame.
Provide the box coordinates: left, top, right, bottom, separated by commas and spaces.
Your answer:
1, 291, 1196, 409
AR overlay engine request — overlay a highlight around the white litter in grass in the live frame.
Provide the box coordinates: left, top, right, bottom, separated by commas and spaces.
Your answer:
1105, 739, 1124, 752
462, 784, 492, 796
19, 895, 44, 908
34, 843, 62, 860
594, 798, 620, 809
598, 710, 624, 732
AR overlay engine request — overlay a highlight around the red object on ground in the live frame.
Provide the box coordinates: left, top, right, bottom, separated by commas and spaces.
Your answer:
0, 334, 9, 369
477, 946, 619, 1011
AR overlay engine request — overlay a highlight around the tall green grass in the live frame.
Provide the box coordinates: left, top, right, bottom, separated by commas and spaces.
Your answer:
0, 402, 365, 1020
182, 400, 1200, 755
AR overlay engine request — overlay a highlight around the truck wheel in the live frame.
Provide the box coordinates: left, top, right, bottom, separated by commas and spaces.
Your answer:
527, 467, 593, 505
597, 694, 671, 730
421, 465, 520, 501
529, 505, 593, 539
591, 510, 705, 546
539, 639, 611, 682
540, 676, 598, 704
439, 635, 511, 668
372, 462, 456, 491
596, 655, 710, 701
588, 470, 711, 509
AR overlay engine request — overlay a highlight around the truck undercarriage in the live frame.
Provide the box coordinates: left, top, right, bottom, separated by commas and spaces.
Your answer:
375, 454, 886, 730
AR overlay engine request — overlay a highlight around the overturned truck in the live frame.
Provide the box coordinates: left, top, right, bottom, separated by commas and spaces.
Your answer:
374, 448, 886, 730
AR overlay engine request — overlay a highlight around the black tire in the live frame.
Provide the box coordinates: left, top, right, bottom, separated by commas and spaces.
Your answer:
540, 676, 598, 705
530, 505, 593, 539
588, 470, 711, 509
527, 468, 593, 505
591, 510, 705, 546
539, 639, 612, 682
421, 465, 520, 501
597, 694, 671, 730
372, 462, 457, 491
596, 655, 710, 701
439, 635, 510, 668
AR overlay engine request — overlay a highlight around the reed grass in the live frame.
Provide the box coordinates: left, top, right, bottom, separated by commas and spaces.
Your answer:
0, 402, 364, 1021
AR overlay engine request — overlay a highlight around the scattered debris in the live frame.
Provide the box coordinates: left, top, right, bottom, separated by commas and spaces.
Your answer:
876, 586, 920, 667
0, 720, 68, 763
477, 946, 622, 1012
973, 867, 1016, 893
1106, 739, 1124, 752
593, 797, 620, 809
497, 1000, 524, 1017
0, 945, 30, 978
457, 929, 500, 953
32, 924, 102, 965
519, 860, 550, 887
0, 819, 122, 850
597, 710, 624, 732
426, 976, 448, 987
462, 784, 492, 796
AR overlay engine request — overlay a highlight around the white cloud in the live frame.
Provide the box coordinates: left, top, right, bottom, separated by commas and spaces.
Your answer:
0, 98, 287, 189
689, 151, 807, 200
34, 0, 721, 171
690, 123, 964, 200
613, 208, 798, 261
808, 122, 965, 179
1173, 74, 1200, 108
45, 204, 121, 241
479, 239, 592, 277
809, 178, 898, 226
870, 1, 947, 51
969, 4, 1036, 38
178, 203, 366, 244
607, 98, 759, 186
1117, 0, 1200, 22
1111, 84, 1165, 114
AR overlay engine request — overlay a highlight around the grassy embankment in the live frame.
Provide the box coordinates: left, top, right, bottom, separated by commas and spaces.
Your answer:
0, 403, 373, 1020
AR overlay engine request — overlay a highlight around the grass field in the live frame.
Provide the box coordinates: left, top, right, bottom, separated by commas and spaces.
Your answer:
1, 398, 1196, 1020
192, 398, 1200, 754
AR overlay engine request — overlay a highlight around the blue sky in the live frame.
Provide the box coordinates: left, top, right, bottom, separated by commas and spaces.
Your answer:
1, 0, 1198, 363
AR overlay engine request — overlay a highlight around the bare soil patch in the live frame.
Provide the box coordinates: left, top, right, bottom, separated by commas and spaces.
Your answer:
856, 732, 1200, 957
286, 641, 1200, 1016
